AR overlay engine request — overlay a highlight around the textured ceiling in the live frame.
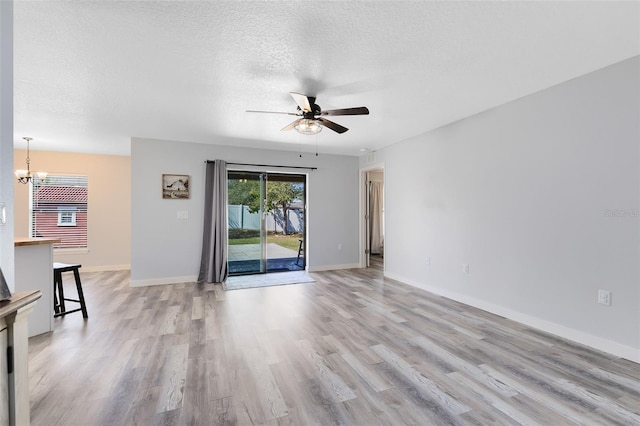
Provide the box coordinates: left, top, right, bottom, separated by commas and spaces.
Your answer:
13, 1, 640, 156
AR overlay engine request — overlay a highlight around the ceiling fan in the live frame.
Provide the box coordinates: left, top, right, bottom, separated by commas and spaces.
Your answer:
247, 92, 369, 135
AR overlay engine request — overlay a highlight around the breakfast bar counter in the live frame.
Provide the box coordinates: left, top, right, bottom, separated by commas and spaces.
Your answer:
14, 238, 59, 337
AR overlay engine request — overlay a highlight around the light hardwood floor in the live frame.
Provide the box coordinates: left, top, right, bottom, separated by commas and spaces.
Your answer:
28, 260, 639, 425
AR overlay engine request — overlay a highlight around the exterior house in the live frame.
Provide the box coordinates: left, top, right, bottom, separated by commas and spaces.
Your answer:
32, 185, 88, 248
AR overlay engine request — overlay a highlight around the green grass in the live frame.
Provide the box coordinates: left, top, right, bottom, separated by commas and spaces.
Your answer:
228, 237, 260, 245
267, 232, 303, 251
229, 230, 303, 251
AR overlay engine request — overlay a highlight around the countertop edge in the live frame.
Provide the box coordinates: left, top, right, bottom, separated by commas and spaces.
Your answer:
0, 290, 42, 319
15, 238, 61, 247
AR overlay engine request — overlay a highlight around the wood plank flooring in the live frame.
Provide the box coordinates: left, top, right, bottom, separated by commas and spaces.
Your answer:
28, 258, 640, 425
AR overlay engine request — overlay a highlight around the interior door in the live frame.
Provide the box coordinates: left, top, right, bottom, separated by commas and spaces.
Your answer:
365, 175, 371, 267
227, 171, 266, 275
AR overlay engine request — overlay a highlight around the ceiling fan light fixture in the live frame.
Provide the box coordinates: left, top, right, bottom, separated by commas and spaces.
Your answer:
294, 119, 322, 135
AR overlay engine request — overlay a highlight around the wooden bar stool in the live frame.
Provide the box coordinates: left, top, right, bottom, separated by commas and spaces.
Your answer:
296, 239, 305, 267
53, 262, 88, 318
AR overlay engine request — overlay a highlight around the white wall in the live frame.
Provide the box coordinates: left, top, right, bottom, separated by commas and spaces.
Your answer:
131, 137, 359, 286
362, 57, 640, 362
0, 1, 14, 291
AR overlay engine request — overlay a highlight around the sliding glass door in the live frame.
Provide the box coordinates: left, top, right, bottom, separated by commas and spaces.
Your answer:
227, 171, 265, 275
227, 171, 306, 276
264, 173, 306, 273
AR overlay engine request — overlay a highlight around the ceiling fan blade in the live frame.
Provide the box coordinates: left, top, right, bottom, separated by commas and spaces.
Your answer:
320, 106, 370, 116
246, 110, 299, 116
317, 117, 348, 134
290, 92, 312, 112
307, 96, 316, 108
281, 118, 303, 131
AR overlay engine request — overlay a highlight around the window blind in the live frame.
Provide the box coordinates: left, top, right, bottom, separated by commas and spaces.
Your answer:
30, 175, 88, 248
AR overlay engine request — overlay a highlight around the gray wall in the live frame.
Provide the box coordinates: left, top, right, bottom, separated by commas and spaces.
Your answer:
131, 137, 359, 285
362, 57, 640, 361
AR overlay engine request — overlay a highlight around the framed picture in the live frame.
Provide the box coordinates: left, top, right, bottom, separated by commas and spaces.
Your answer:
162, 174, 190, 199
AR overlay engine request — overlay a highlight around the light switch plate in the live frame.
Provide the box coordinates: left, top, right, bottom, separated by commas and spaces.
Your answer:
597, 290, 611, 306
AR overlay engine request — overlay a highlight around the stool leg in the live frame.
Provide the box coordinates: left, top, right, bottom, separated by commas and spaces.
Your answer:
53, 273, 60, 314
73, 268, 88, 318
57, 273, 66, 313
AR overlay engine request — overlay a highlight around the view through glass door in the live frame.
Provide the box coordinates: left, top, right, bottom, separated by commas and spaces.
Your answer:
227, 171, 306, 276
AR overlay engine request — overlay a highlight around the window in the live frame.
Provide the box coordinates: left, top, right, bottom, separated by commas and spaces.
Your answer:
57, 208, 77, 226
30, 175, 88, 248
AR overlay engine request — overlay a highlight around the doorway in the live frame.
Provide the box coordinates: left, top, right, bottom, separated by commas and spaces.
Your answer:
227, 171, 306, 276
363, 168, 384, 269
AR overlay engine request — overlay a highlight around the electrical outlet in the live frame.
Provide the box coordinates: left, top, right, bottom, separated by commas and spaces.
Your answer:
426, 257, 431, 266
176, 210, 189, 219
597, 290, 611, 306
337, 243, 343, 250
463, 264, 470, 274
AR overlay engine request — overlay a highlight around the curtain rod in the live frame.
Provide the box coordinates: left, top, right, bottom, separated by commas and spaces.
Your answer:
206, 160, 317, 171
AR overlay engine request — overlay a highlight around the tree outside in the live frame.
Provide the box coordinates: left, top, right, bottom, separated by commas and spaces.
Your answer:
227, 178, 304, 235
227, 178, 260, 206
264, 182, 303, 235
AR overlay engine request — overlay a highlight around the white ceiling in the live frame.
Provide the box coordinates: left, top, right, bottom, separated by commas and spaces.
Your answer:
13, 1, 640, 156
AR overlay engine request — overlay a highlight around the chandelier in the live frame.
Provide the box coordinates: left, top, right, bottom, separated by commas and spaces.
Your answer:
15, 137, 47, 184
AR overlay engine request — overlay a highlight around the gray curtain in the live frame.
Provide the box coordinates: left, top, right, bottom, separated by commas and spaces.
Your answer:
370, 181, 384, 255
198, 160, 228, 283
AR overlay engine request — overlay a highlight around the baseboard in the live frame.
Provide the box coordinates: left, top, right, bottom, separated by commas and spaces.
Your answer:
80, 264, 131, 273
385, 271, 640, 364
308, 263, 360, 272
129, 275, 197, 287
